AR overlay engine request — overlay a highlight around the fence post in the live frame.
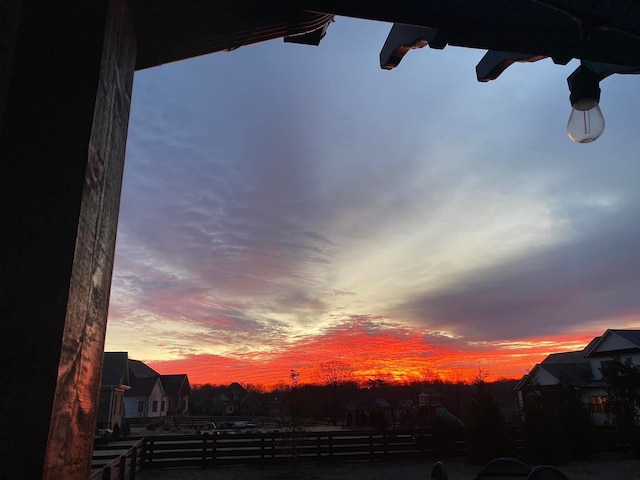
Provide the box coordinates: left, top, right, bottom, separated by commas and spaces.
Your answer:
329, 434, 333, 459
102, 465, 111, 480
369, 433, 374, 462
260, 433, 265, 463
130, 446, 137, 480
146, 438, 154, 468
118, 455, 126, 480
201, 436, 207, 469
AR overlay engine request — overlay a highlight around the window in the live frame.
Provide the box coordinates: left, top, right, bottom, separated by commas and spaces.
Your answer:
589, 396, 607, 413
138, 400, 144, 413
152, 400, 158, 412
161, 401, 165, 412
600, 360, 614, 375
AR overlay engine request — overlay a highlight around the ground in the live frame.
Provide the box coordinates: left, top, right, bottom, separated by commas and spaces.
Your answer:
138, 453, 640, 480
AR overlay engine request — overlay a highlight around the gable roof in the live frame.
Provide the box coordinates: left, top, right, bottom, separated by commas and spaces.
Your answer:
614, 330, 640, 345
129, 359, 160, 380
542, 349, 587, 365
161, 374, 191, 395
539, 362, 592, 388
585, 329, 640, 358
101, 352, 129, 387
225, 382, 248, 399
126, 376, 163, 397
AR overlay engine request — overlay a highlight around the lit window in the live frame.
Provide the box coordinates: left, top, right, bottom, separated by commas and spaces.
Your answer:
589, 396, 607, 413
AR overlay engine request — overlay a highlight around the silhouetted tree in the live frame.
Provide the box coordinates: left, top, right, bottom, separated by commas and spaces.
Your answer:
283, 369, 305, 472
522, 375, 594, 463
602, 357, 640, 450
465, 376, 514, 464
316, 361, 353, 425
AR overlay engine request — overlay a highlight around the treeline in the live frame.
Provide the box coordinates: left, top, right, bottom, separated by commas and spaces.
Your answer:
190, 377, 521, 431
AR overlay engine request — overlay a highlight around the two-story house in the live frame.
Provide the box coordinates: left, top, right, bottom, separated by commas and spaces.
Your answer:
515, 329, 640, 425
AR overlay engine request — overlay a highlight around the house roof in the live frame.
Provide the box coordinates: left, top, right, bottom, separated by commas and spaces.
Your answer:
126, 376, 162, 397
161, 374, 191, 395
516, 329, 640, 391
585, 329, 640, 358
614, 330, 640, 345
129, 359, 160, 380
542, 349, 588, 365
538, 362, 593, 388
225, 382, 248, 399
101, 352, 129, 387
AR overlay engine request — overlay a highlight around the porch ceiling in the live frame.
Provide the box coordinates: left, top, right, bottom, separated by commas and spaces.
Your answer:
133, 0, 640, 70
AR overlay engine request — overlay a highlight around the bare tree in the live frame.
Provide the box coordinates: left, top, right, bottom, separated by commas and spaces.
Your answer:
316, 361, 354, 425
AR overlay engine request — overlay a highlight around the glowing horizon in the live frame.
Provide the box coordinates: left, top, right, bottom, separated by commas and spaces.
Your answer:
118, 320, 602, 389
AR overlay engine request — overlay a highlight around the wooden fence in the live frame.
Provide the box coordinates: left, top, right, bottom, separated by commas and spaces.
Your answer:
90, 429, 466, 478
142, 429, 466, 469
90, 439, 145, 480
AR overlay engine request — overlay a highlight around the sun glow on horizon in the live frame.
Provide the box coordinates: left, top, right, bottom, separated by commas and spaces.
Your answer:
127, 324, 600, 389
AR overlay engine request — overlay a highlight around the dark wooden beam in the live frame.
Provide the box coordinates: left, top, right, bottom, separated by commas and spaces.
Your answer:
296, 0, 640, 66
0, 0, 136, 478
133, 0, 333, 69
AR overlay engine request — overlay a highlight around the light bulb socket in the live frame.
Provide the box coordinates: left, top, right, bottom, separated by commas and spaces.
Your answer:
568, 67, 601, 106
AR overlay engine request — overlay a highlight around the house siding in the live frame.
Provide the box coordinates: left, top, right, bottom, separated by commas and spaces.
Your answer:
124, 379, 165, 418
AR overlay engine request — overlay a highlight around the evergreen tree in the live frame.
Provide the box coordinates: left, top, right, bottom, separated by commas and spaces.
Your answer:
465, 377, 514, 464
522, 375, 594, 463
602, 358, 640, 450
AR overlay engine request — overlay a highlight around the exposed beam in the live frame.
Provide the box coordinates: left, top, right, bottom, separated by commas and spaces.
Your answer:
296, 0, 640, 66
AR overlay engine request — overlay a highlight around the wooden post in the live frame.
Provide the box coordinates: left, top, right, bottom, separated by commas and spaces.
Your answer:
102, 465, 112, 480
130, 446, 137, 480
147, 439, 154, 469
201, 437, 208, 469
118, 456, 127, 480
0, 0, 136, 478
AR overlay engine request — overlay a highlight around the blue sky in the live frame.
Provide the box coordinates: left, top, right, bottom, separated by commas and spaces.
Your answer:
105, 17, 640, 386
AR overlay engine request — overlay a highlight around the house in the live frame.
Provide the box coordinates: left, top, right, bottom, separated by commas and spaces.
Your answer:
209, 382, 262, 416
161, 374, 191, 415
116, 357, 191, 419
97, 352, 130, 430
124, 376, 165, 418
515, 329, 640, 425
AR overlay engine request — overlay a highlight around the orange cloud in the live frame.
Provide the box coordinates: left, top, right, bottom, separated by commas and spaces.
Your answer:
141, 318, 599, 389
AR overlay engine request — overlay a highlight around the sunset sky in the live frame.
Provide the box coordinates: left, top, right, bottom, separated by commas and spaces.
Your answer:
105, 17, 640, 388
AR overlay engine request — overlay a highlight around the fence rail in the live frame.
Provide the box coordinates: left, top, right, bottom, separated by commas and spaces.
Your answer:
90, 429, 467, 478
141, 429, 466, 470
90, 439, 145, 480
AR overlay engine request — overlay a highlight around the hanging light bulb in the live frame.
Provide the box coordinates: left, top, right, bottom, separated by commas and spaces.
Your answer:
567, 98, 605, 143
566, 66, 604, 143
